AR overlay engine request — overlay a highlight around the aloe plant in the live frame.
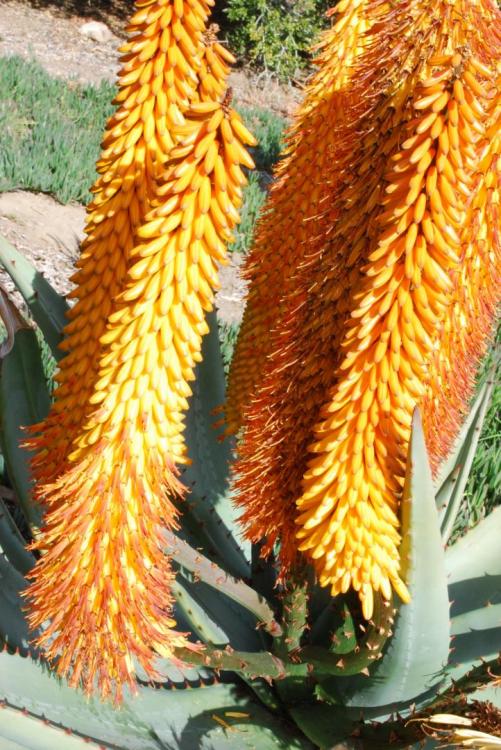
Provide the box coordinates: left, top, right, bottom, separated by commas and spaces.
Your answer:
0, 233, 499, 748
0, 0, 500, 746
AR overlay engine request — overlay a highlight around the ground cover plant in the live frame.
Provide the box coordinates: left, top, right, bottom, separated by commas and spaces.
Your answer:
0, 0, 500, 748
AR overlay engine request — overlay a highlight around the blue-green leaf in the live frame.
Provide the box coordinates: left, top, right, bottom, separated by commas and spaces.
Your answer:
445, 507, 501, 681
0, 234, 68, 359
0, 495, 34, 575
0, 329, 51, 529
333, 410, 450, 712
182, 310, 249, 579
0, 650, 309, 749
439, 372, 496, 543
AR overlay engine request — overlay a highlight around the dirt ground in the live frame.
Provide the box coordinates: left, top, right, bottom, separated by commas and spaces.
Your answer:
0, 0, 290, 325
0, 0, 300, 116
0, 191, 247, 325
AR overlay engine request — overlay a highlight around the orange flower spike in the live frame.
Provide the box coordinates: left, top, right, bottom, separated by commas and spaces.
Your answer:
29, 0, 213, 488
233, 0, 441, 574
233, 0, 500, 617
296, 7, 501, 619
26, 14, 256, 700
225, 0, 371, 433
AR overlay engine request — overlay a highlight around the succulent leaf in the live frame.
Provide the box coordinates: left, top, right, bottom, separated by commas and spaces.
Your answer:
0, 704, 105, 750
330, 411, 450, 709
0, 552, 33, 655
434, 371, 494, 493
446, 505, 501, 615
0, 234, 67, 359
166, 530, 281, 637
0, 649, 309, 749
0, 328, 51, 529
0, 496, 34, 576
182, 310, 250, 580
439, 367, 497, 543
445, 506, 501, 681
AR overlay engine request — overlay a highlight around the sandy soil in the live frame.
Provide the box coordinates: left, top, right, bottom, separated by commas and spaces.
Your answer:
0, 191, 246, 325
0, 0, 300, 117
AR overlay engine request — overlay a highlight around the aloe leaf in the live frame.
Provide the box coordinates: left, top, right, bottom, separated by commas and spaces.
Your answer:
0, 234, 68, 359
0, 328, 51, 529
0, 704, 104, 750
0, 650, 309, 749
166, 530, 281, 637
448, 602, 501, 674
0, 495, 34, 575
434, 377, 490, 494
173, 577, 230, 646
0, 285, 26, 357
175, 571, 262, 652
445, 507, 501, 681
182, 310, 249, 579
177, 644, 288, 682
446, 505, 501, 616
332, 410, 450, 711
288, 704, 358, 750
0, 552, 34, 654
173, 574, 283, 716
439, 370, 496, 543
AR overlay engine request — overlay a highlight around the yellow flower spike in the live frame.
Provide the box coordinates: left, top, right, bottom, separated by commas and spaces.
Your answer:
29, 0, 214, 488
232, 0, 500, 616
225, 0, 371, 434
25, 6, 256, 701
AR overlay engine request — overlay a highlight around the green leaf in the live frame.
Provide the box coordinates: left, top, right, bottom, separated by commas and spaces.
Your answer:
0, 233, 68, 359
0, 650, 309, 749
450, 602, 501, 666
0, 552, 34, 654
182, 310, 249, 580
166, 531, 281, 638
434, 378, 490, 495
0, 705, 103, 750
332, 410, 450, 712
446, 506, 501, 615
174, 572, 263, 652
173, 578, 230, 647
0, 495, 34, 575
445, 507, 501, 680
0, 329, 51, 529
288, 704, 358, 750
438, 371, 496, 543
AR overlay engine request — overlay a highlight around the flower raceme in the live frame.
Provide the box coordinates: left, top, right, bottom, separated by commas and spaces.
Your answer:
25, 0, 256, 700
226, 0, 371, 434
230, 0, 501, 620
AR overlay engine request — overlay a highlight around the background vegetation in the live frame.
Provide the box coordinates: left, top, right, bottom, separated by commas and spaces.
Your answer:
224, 0, 331, 80
24, 0, 334, 80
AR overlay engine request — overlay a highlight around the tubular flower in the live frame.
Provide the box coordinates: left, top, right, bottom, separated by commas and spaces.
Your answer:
225, 0, 370, 433
30, 0, 215, 486
26, 0, 256, 701
232, 0, 500, 619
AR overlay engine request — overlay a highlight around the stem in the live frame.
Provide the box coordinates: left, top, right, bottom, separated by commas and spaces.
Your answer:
165, 530, 282, 637
175, 644, 288, 681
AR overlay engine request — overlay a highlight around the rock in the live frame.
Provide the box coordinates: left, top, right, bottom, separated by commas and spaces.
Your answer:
79, 21, 113, 44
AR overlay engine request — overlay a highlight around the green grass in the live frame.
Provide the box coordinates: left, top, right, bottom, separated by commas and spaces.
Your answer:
0, 56, 115, 204
0, 55, 284, 212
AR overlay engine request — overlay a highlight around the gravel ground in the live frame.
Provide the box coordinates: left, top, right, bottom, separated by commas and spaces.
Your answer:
0, 0, 300, 116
